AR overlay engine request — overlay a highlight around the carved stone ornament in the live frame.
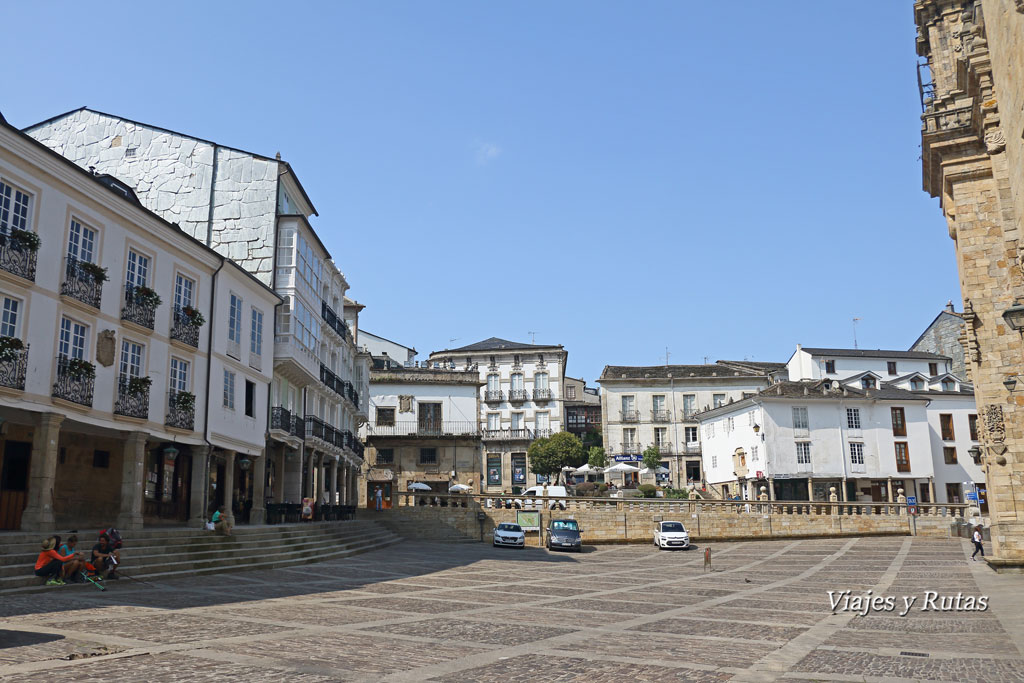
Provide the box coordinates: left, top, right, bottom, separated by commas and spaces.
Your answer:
985, 128, 1006, 154
982, 404, 1006, 444
96, 330, 116, 367
398, 395, 413, 413
1016, 0, 1023, 14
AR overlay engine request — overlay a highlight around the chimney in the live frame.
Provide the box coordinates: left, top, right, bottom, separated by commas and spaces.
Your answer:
946, 300, 955, 313
275, 152, 282, 160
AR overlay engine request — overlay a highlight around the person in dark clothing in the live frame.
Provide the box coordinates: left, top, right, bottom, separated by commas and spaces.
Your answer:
92, 533, 121, 579
972, 526, 985, 560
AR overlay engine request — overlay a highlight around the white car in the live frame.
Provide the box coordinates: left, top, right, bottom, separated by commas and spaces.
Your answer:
493, 522, 526, 548
521, 485, 568, 510
653, 521, 690, 549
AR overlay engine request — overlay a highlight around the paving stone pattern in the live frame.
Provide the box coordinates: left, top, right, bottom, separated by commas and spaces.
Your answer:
0, 536, 1022, 681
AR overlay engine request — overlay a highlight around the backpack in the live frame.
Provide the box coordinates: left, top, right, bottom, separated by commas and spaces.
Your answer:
99, 527, 123, 550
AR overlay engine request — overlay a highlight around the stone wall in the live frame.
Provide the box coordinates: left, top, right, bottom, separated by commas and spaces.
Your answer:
911, 311, 967, 379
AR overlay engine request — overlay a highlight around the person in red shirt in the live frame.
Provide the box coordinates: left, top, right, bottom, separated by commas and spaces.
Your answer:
34, 536, 82, 585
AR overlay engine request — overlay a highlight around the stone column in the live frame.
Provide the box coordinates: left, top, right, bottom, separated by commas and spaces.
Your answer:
806, 477, 814, 502
841, 477, 848, 502
116, 432, 148, 531
20, 413, 65, 531
315, 454, 326, 506
222, 451, 236, 524
305, 451, 315, 499
886, 477, 894, 504
350, 464, 358, 505
340, 464, 349, 506
273, 448, 286, 504
928, 477, 936, 504
250, 451, 267, 525
767, 477, 775, 501
188, 445, 212, 527
330, 457, 339, 506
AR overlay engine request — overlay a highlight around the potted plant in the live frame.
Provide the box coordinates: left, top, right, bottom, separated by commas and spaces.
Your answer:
132, 285, 162, 308
181, 305, 205, 327
171, 390, 196, 411
66, 358, 96, 379
80, 262, 108, 283
0, 336, 24, 361
9, 230, 40, 252
127, 375, 152, 394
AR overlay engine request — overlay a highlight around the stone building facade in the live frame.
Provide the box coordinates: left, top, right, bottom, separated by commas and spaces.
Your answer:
910, 303, 968, 379
915, 0, 1024, 569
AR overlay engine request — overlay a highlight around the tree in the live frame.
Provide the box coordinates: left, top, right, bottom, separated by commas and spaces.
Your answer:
529, 431, 585, 484
642, 445, 663, 482
588, 446, 608, 469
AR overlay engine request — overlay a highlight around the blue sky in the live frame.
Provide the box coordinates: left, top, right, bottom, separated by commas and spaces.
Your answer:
1, 1, 956, 383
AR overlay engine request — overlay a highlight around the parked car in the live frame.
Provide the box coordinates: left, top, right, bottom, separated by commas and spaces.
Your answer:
493, 522, 525, 548
522, 485, 568, 509
653, 520, 690, 549
546, 518, 583, 552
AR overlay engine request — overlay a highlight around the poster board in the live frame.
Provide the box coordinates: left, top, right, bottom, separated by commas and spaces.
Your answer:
517, 510, 541, 532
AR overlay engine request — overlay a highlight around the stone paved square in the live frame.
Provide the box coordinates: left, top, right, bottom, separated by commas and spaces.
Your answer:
1, 537, 1022, 682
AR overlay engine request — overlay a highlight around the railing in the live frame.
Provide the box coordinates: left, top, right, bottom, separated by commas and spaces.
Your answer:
484, 390, 504, 403
60, 257, 102, 309
681, 443, 701, 455
654, 442, 673, 455
320, 364, 344, 397
121, 284, 158, 329
345, 381, 359, 410
621, 410, 639, 422
170, 306, 201, 347
483, 428, 534, 441
0, 344, 28, 390
508, 389, 529, 403
320, 300, 349, 341
114, 375, 150, 419
534, 428, 552, 438
52, 355, 95, 406
0, 232, 37, 281
533, 388, 552, 402
681, 409, 701, 421
290, 412, 305, 438
352, 440, 364, 459
166, 390, 195, 430
651, 410, 670, 423
270, 406, 291, 432
368, 421, 479, 437
622, 443, 641, 455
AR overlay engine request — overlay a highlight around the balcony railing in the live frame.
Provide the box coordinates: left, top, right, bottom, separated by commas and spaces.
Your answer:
534, 428, 553, 438
484, 390, 504, 403
321, 301, 349, 341
52, 355, 95, 407
166, 390, 195, 430
289, 413, 305, 438
0, 343, 28, 391
121, 284, 158, 330
483, 428, 533, 441
653, 442, 673, 455
170, 306, 202, 347
368, 421, 479, 437
681, 443, 701, 455
114, 375, 150, 419
345, 381, 359, 410
621, 410, 640, 422
320, 364, 344, 397
682, 408, 701, 421
652, 410, 671, 423
60, 257, 103, 309
533, 388, 552, 402
0, 232, 38, 282
622, 443, 641, 455
508, 389, 529, 403
270, 406, 292, 432
352, 440, 364, 460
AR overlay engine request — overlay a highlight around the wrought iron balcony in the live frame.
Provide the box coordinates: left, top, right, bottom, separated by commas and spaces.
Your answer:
0, 231, 38, 282
651, 410, 671, 423
289, 413, 305, 438
508, 389, 529, 403
484, 389, 504, 403
368, 421, 479, 437
114, 375, 150, 419
270, 406, 292, 432
166, 390, 196, 430
622, 443, 641, 455
352, 440, 364, 460
305, 415, 327, 442
170, 306, 202, 347
121, 284, 159, 330
0, 342, 28, 391
653, 442, 673, 455
60, 257, 103, 309
320, 300, 350, 341
320, 364, 344, 397
533, 388, 552, 402
52, 355, 95, 407
621, 410, 640, 422
681, 408, 701, 421
345, 381, 359, 409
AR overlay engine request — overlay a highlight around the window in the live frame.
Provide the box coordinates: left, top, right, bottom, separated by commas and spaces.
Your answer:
119, 339, 144, 378
891, 407, 906, 437
511, 453, 526, 484
654, 427, 668, 448
796, 442, 811, 465
509, 372, 523, 391
170, 357, 189, 392
534, 372, 549, 390
887, 361, 897, 376
969, 414, 978, 441
943, 447, 958, 464
824, 360, 836, 374
846, 408, 861, 430
250, 309, 263, 356
418, 402, 441, 431
894, 442, 910, 472
750, 445, 758, 462
376, 407, 395, 426
726, 416, 734, 433
622, 428, 636, 445
792, 406, 809, 432
419, 448, 437, 465
487, 454, 501, 485
861, 377, 876, 389
244, 380, 256, 417
928, 362, 938, 376
713, 393, 726, 408
228, 293, 243, 356
487, 413, 500, 431
941, 379, 955, 391
711, 454, 718, 468
67, 219, 97, 263
0, 295, 20, 338
652, 395, 665, 411
683, 394, 696, 415
174, 273, 195, 310
911, 378, 924, 390
126, 249, 150, 289
849, 442, 864, 466
0, 180, 32, 234
566, 385, 576, 399
487, 373, 499, 392
707, 422, 715, 438
223, 370, 235, 409
946, 483, 961, 504
536, 411, 550, 431
58, 317, 87, 359
685, 426, 698, 443
376, 448, 394, 465
940, 413, 955, 440
92, 450, 110, 468
621, 395, 634, 412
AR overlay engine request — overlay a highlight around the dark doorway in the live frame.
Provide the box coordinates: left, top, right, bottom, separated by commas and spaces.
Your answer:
0, 440, 31, 530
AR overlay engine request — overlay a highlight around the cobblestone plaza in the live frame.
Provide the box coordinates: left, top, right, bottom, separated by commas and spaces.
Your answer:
3, 537, 1024, 681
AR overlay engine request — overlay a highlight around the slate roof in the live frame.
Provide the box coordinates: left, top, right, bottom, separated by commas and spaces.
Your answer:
800, 347, 950, 361
441, 337, 563, 353
599, 364, 767, 381
697, 379, 928, 420
716, 360, 787, 373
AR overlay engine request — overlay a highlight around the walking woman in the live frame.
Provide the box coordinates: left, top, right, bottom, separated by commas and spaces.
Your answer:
971, 526, 985, 561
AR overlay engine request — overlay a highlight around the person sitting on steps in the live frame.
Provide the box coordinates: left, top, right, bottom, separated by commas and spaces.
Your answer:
212, 506, 233, 536
91, 532, 121, 580
58, 534, 86, 583
35, 536, 81, 586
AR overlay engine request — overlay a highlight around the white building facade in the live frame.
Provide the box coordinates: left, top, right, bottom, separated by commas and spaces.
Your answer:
429, 338, 566, 492
0, 113, 277, 532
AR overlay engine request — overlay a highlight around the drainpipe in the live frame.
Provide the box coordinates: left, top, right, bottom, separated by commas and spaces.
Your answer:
205, 146, 219, 247
202, 256, 227, 519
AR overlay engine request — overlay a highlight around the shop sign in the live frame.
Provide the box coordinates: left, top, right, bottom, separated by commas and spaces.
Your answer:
367, 468, 394, 481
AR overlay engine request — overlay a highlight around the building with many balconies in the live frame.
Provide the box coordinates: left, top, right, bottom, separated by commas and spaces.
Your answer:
26, 108, 367, 517
0, 112, 278, 532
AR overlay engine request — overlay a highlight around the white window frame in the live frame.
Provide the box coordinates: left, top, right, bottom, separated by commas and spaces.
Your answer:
67, 218, 97, 264
170, 357, 190, 393
685, 426, 698, 444
0, 294, 21, 338
250, 308, 264, 357
0, 179, 33, 234
125, 248, 151, 289
487, 412, 500, 430
223, 369, 236, 410
58, 316, 88, 359
174, 273, 195, 310
119, 339, 145, 379
534, 372, 549, 390
536, 411, 550, 431
846, 408, 861, 430
849, 442, 865, 467
792, 406, 809, 434
227, 293, 243, 358
796, 441, 812, 466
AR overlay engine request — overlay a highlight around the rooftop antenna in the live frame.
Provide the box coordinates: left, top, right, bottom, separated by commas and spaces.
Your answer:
703, 355, 710, 365
852, 317, 861, 349
661, 347, 671, 366
528, 331, 537, 344
448, 337, 459, 347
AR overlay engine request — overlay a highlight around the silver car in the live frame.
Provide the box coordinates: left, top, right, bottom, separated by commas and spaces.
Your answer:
493, 522, 525, 548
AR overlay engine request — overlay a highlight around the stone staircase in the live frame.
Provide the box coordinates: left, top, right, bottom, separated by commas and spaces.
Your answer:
0, 520, 401, 593
358, 509, 480, 543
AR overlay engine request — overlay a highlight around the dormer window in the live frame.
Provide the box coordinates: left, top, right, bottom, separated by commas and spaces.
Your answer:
861, 377, 876, 389
941, 379, 955, 391
910, 378, 924, 390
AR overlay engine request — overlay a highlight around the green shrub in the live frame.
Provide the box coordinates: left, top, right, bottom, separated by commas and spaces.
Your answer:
598, 483, 609, 494
575, 481, 597, 496
637, 483, 658, 498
